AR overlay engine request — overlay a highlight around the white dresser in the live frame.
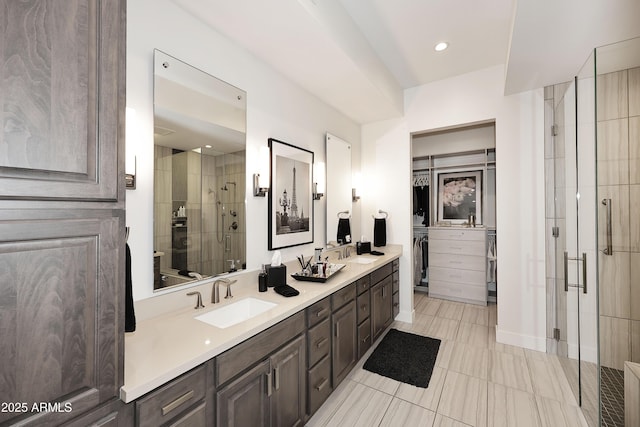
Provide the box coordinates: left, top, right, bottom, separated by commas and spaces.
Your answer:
428, 227, 487, 306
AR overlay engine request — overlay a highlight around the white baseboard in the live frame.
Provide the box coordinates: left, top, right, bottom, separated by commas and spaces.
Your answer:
495, 326, 547, 352
394, 308, 414, 324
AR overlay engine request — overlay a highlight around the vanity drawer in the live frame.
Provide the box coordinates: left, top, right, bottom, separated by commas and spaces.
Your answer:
136, 364, 206, 427
392, 258, 399, 272
356, 275, 371, 295
357, 290, 370, 324
331, 282, 356, 310
429, 238, 485, 256
307, 355, 332, 416
307, 296, 331, 328
307, 318, 331, 368
429, 266, 486, 286
429, 280, 486, 304
392, 271, 399, 294
429, 228, 485, 242
429, 252, 485, 271
392, 292, 399, 318
370, 262, 393, 285
357, 318, 372, 359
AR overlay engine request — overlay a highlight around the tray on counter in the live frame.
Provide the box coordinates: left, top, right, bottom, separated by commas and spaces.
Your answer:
291, 263, 346, 283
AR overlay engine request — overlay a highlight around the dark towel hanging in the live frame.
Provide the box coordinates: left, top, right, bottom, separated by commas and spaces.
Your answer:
125, 243, 136, 333
374, 218, 386, 247
337, 217, 352, 244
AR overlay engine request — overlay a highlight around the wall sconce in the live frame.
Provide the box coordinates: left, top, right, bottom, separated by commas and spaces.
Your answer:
313, 161, 325, 200
352, 188, 360, 202
253, 173, 269, 197
352, 171, 361, 202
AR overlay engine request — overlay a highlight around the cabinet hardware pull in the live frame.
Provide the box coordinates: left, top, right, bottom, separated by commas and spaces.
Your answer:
316, 308, 328, 318
393, 303, 399, 307
161, 390, 195, 416
335, 323, 339, 338
316, 337, 328, 348
266, 372, 272, 397
382, 286, 385, 298
362, 335, 370, 343
361, 305, 367, 311
315, 378, 329, 391
274, 367, 280, 391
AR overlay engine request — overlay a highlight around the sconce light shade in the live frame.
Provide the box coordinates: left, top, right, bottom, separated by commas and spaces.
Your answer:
253, 173, 268, 197
352, 188, 360, 202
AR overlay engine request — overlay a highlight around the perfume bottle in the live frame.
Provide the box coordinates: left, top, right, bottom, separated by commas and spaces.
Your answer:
258, 265, 268, 292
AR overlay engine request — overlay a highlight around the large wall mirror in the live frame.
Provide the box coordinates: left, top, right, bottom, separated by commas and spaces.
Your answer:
153, 49, 247, 290
326, 133, 352, 246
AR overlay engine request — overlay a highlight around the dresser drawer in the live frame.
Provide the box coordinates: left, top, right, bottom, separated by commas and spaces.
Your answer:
429, 228, 485, 241
429, 252, 486, 271
307, 296, 331, 328
308, 355, 332, 416
429, 266, 486, 286
307, 318, 331, 368
429, 280, 486, 304
357, 317, 372, 359
136, 364, 206, 427
357, 290, 370, 324
331, 282, 356, 310
356, 275, 371, 295
429, 238, 485, 256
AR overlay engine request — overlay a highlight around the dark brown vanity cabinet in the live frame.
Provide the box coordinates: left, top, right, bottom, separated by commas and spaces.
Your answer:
215, 312, 306, 427
392, 259, 400, 318
371, 263, 394, 343
0, 0, 127, 426
331, 283, 357, 388
355, 276, 372, 359
305, 298, 333, 418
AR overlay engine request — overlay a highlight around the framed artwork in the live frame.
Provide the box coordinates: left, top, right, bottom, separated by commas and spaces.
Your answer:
268, 138, 314, 250
437, 170, 482, 224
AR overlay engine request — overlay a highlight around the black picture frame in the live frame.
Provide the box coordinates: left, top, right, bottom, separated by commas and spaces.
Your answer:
268, 138, 314, 250
437, 170, 482, 224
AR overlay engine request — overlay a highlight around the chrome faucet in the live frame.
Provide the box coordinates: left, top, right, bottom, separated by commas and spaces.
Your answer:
186, 291, 205, 309
212, 278, 237, 303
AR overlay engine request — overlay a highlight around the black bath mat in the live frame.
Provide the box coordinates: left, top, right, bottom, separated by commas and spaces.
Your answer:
363, 329, 441, 388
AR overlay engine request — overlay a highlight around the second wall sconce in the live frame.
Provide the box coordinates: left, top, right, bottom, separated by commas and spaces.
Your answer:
352, 188, 360, 202
253, 173, 269, 197
313, 161, 325, 201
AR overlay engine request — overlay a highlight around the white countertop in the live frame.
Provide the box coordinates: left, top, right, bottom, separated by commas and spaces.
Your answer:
121, 245, 402, 402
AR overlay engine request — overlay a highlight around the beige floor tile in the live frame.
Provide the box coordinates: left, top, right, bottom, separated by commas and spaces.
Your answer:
395, 366, 446, 411
319, 381, 393, 427
379, 398, 436, 427
435, 339, 454, 369
488, 351, 534, 393
487, 382, 541, 427
527, 357, 574, 404
456, 322, 489, 348
349, 366, 400, 395
426, 316, 460, 341
438, 371, 487, 427
535, 395, 588, 427
461, 305, 489, 326
448, 342, 489, 379
488, 327, 526, 357
433, 414, 474, 426
306, 379, 358, 426
436, 300, 465, 320
416, 296, 442, 316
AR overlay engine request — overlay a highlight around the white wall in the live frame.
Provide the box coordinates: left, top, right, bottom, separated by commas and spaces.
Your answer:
126, 0, 360, 300
412, 123, 495, 157
361, 65, 547, 350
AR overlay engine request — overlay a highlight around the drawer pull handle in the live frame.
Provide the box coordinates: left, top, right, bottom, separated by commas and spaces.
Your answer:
315, 378, 329, 391
393, 303, 399, 307
274, 367, 280, 391
361, 335, 370, 343
316, 337, 328, 348
161, 390, 195, 416
361, 304, 368, 312
316, 308, 328, 318
266, 372, 273, 397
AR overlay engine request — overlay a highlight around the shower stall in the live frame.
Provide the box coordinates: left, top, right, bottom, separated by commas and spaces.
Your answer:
545, 36, 640, 426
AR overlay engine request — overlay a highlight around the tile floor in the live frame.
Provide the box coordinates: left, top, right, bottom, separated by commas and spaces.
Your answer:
306, 293, 589, 427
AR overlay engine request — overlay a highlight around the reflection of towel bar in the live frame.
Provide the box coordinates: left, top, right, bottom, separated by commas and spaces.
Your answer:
337, 210, 350, 219
371, 209, 388, 219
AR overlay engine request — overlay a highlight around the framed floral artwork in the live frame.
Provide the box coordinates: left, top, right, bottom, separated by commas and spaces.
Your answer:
268, 138, 314, 250
437, 170, 482, 224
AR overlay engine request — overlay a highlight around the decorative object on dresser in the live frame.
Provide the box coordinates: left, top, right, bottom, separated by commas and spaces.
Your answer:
428, 227, 488, 305
436, 170, 482, 224
268, 138, 314, 250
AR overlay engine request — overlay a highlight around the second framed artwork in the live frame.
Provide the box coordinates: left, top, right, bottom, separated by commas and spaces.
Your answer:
268, 138, 314, 250
437, 170, 482, 224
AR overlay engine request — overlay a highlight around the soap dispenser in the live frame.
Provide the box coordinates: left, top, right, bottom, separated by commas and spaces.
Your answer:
258, 264, 268, 292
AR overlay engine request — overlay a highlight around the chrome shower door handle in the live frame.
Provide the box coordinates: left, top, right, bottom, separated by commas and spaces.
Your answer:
564, 251, 587, 294
602, 198, 612, 255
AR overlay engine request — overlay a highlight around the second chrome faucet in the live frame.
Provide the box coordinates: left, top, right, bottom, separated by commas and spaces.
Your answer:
212, 278, 237, 303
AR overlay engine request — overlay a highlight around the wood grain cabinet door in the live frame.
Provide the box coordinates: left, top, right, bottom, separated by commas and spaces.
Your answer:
270, 335, 306, 427
216, 360, 271, 427
0, 209, 124, 426
331, 301, 357, 387
0, 0, 125, 201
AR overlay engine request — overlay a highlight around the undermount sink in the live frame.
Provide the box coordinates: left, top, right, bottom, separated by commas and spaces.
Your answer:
195, 297, 277, 329
348, 256, 377, 264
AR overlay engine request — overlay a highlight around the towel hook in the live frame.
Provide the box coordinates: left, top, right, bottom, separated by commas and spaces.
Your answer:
372, 209, 388, 219
337, 210, 351, 219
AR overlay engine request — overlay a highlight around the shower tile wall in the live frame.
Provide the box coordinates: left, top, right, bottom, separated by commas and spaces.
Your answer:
597, 67, 640, 370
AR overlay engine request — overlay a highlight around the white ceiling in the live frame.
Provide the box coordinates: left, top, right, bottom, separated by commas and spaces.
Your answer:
173, 0, 640, 124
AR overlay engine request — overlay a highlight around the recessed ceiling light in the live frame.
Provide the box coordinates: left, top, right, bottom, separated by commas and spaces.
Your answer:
434, 42, 449, 52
